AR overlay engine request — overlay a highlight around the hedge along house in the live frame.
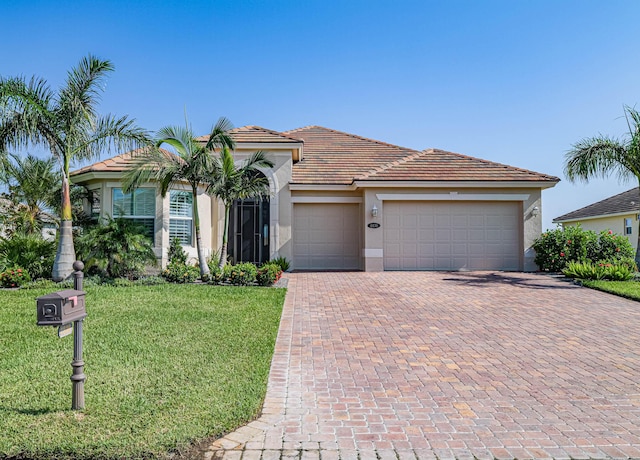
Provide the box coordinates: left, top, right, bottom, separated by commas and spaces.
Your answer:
71, 125, 559, 271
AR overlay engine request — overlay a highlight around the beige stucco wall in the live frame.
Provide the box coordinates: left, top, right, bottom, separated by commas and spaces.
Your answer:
561, 214, 637, 250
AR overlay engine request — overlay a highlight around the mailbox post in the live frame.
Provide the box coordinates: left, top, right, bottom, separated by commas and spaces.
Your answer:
35, 260, 87, 410
71, 261, 85, 410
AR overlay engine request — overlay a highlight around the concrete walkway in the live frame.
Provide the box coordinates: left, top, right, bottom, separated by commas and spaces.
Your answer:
202, 272, 640, 460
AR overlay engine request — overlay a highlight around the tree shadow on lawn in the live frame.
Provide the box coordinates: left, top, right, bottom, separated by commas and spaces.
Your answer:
0, 405, 56, 415
442, 271, 577, 290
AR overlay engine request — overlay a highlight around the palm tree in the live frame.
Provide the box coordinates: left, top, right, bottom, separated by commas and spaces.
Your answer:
564, 105, 640, 264
0, 153, 59, 236
123, 117, 235, 280
207, 147, 274, 268
0, 55, 151, 280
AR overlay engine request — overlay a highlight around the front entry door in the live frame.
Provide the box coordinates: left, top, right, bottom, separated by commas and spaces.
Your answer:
229, 198, 270, 265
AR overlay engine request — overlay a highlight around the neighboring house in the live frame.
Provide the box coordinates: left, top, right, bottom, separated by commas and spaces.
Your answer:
553, 188, 639, 249
71, 125, 559, 272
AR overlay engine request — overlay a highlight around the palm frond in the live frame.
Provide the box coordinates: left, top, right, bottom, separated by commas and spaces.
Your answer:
205, 116, 235, 151
73, 114, 152, 165
58, 55, 114, 124
564, 137, 630, 183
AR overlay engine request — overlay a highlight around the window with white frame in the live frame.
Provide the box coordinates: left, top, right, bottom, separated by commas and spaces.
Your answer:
112, 188, 155, 239
170, 190, 193, 245
625, 218, 633, 235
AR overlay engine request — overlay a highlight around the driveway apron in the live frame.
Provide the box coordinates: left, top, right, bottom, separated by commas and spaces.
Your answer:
204, 272, 640, 460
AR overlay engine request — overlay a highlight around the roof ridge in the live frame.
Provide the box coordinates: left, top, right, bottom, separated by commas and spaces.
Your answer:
284, 125, 421, 153
425, 148, 559, 181
355, 149, 428, 180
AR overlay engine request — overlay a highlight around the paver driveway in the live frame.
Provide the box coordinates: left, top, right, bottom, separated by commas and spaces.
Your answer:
204, 272, 640, 460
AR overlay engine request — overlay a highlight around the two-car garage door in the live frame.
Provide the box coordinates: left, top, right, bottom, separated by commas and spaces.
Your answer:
383, 201, 521, 271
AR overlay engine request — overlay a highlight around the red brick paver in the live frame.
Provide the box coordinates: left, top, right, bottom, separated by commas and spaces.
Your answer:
204, 272, 640, 459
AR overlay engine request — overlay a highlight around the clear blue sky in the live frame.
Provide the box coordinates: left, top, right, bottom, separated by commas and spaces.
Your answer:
2, 0, 639, 229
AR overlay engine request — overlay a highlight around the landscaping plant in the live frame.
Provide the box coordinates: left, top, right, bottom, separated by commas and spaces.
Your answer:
256, 263, 283, 286
161, 262, 200, 283
270, 256, 290, 272
0, 232, 56, 280
533, 226, 635, 272
227, 262, 258, 285
75, 216, 157, 280
0, 266, 31, 288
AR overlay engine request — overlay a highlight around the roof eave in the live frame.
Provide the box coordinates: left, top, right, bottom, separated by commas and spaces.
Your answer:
553, 210, 639, 223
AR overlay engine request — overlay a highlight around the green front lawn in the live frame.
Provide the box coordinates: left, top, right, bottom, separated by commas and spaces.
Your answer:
0, 284, 285, 459
581, 279, 640, 301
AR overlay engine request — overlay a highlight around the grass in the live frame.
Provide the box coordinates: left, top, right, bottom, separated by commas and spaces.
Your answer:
581, 279, 640, 301
0, 284, 286, 459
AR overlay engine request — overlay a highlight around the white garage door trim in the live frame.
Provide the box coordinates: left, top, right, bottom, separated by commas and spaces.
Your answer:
376, 192, 530, 201
293, 203, 361, 270
383, 201, 522, 271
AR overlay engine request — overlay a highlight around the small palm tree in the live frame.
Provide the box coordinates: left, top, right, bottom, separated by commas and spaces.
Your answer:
0, 153, 59, 235
123, 117, 235, 280
207, 147, 274, 268
564, 105, 640, 264
0, 55, 151, 280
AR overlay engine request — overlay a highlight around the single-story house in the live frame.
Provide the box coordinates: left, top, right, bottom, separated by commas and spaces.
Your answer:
71, 125, 559, 271
553, 187, 640, 249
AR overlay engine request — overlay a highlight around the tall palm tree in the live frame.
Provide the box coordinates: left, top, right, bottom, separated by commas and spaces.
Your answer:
123, 117, 235, 280
0, 153, 59, 235
207, 147, 274, 268
564, 105, 640, 264
0, 55, 151, 280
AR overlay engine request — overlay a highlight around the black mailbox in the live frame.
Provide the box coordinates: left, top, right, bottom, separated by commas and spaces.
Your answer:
36, 289, 87, 326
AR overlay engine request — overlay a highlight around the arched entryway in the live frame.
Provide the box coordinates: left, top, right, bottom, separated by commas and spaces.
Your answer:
228, 195, 270, 265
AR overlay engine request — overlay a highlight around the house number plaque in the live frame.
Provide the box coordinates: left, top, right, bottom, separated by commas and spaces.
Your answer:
368, 223, 381, 228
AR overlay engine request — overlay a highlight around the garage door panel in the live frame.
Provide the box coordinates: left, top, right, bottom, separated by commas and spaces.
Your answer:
293, 203, 360, 270
384, 201, 521, 271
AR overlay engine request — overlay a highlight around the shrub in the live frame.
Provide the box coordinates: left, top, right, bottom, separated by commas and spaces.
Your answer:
227, 262, 257, 286
75, 217, 157, 280
134, 276, 167, 286
586, 230, 635, 262
563, 260, 635, 281
270, 256, 290, 272
162, 263, 199, 283
0, 267, 31, 288
533, 226, 592, 272
256, 263, 283, 286
0, 233, 55, 279
534, 226, 636, 272
168, 237, 188, 265
110, 278, 134, 287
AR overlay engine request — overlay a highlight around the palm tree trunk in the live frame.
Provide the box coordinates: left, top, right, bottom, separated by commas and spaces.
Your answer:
52, 175, 76, 281
192, 186, 210, 281
219, 204, 231, 269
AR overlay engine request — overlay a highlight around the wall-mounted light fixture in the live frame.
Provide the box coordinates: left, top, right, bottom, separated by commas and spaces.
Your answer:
531, 206, 539, 217
371, 205, 379, 217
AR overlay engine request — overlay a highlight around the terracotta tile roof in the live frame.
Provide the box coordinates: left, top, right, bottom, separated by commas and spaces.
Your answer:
196, 125, 302, 144
285, 126, 559, 185
554, 188, 640, 222
71, 147, 171, 175
285, 126, 423, 185
72, 125, 559, 187
358, 148, 560, 182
